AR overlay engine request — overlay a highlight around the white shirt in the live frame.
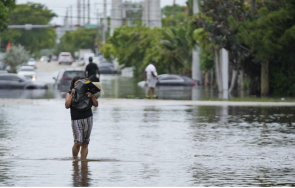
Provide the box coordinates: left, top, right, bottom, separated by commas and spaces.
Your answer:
145, 64, 157, 77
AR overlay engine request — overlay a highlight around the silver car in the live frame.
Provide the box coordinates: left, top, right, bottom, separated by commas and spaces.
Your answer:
58, 52, 73, 65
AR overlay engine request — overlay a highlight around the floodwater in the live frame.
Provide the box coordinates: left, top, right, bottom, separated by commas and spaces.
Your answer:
0, 74, 247, 100
1, 103, 295, 186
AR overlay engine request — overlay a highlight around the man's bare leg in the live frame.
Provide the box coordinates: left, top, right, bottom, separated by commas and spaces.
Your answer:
151, 88, 155, 95
146, 87, 151, 97
81, 143, 88, 159
72, 143, 81, 158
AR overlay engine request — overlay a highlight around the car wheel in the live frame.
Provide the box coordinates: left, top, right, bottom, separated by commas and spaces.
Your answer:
59, 62, 61, 65
69, 62, 72, 65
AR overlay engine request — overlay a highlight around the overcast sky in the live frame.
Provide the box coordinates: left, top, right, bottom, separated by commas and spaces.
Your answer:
16, 0, 188, 25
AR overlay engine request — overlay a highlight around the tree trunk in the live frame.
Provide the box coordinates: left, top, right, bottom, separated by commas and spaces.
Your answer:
229, 68, 238, 93
214, 49, 223, 92
204, 71, 209, 86
210, 68, 214, 86
261, 61, 269, 96
240, 69, 244, 90
251, 0, 256, 11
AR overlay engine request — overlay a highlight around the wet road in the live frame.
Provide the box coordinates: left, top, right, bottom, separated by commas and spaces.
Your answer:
1, 101, 295, 186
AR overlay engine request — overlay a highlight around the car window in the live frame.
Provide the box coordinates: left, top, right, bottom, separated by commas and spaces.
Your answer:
19, 68, 35, 72
0, 76, 10, 81
160, 76, 181, 80
6, 75, 22, 81
63, 71, 84, 78
62, 54, 70, 56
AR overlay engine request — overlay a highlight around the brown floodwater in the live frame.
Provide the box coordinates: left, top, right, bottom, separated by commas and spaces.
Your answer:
1, 103, 295, 186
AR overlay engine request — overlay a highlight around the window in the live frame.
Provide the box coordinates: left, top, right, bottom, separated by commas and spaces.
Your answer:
7, 76, 22, 81
63, 71, 84, 78
160, 76, 181, 81
0, 76, 9, 81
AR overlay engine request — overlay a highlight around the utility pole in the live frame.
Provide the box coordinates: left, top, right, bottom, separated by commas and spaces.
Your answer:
192, 0, 201, 84
83, 0, 85, 25
102, 0, 107, 43
88, 0, 90, 24
70, 5, 73, 26
111, 0, 122, 35
77, 0, 80, 26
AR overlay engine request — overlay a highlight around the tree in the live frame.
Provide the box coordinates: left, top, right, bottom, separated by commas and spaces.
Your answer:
192, 0, 250, 92
3, 44, 29, 73
0, 0, 15, 32
56, 28, 97, 56
1, 3, 57, 54
235, 0, 295, 96
162, 4, 188, 27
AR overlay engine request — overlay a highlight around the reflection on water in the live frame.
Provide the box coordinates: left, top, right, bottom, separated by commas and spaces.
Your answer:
1, 104, 295, 186
73, 161, 91, 187
0, 74, 249, 100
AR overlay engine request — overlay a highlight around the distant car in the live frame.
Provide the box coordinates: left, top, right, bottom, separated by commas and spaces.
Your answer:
17, 66, 36, 81
53, 69, 85, 92
40, 56, 47, 62
98, 62, 116, 74
0, 73, 47, 89
58, 52, 73, 65
27, 58, 36, 68
137, 74, 196, 87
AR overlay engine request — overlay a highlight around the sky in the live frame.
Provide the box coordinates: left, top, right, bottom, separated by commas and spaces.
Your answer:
16, 0, 188, 25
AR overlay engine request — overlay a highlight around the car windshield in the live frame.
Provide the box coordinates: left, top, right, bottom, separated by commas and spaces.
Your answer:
20, 68, 34, 71
63, 71, 84, 78
29, 58, 35, 61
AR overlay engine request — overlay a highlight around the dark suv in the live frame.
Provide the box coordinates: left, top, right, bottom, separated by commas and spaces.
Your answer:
53, 69, 85, 92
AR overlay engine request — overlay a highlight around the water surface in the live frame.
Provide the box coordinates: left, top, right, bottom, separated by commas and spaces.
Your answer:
1, 104, 295, 186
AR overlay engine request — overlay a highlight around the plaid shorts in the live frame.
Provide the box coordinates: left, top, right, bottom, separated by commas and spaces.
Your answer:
71, 116, 93, 144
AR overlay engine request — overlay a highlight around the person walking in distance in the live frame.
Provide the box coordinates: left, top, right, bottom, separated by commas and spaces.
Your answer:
65, 76, 98, 159
145, 60, 158, 99
85, 57, 100, 79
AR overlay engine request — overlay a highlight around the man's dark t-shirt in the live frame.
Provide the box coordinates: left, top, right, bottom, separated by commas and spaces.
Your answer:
68, 91, 92, 120
85, 63, 99, 78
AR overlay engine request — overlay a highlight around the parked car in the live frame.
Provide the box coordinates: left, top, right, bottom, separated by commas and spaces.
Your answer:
0, 73, 47, 89
27, 58, 36, 68
17, 66, 36, 81
98, 62, 116, 74
137, 74, 196, 87
58, 52, 73, 65
53, 69, 85, 92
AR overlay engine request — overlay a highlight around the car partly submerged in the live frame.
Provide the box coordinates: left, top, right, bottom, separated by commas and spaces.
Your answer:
0, 73, 47, 89
137, 74, 196, 87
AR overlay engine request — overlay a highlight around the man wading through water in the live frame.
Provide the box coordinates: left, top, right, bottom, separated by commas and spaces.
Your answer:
145, 60, 158, 99
85, 57, 100, 79
65, 76, 98, 159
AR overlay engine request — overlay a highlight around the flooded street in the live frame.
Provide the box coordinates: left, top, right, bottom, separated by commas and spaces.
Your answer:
1, 100, 295, 186
0, 61, 248, 100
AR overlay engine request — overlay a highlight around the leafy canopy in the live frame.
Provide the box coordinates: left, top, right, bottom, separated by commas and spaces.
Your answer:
2, 3, 57, 53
